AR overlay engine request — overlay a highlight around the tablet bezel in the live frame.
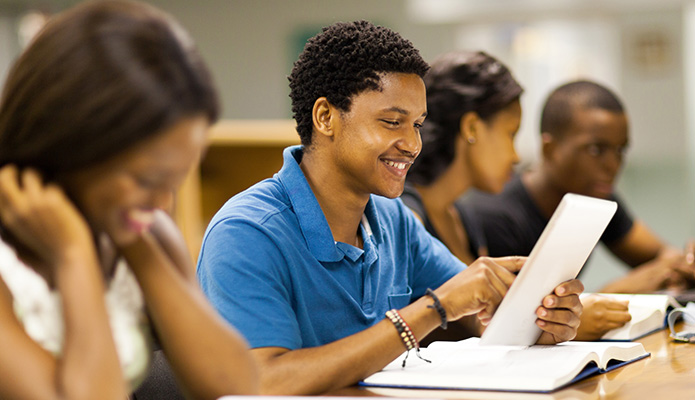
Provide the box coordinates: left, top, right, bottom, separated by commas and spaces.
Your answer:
479, 193, 618, 346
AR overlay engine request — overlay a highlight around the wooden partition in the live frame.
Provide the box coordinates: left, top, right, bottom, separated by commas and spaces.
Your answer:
174, 119, 299, 262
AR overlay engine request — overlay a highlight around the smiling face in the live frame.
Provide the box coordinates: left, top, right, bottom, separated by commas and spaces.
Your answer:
328, 72, 427, 199
60, 115, 209, 246
545, 107, 629, 199
468, 99, 522, 194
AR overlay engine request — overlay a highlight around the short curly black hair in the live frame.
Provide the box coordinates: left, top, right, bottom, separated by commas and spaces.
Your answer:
288, 20, 430, 147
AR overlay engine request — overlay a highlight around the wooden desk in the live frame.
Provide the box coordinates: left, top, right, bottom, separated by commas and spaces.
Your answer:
327, 327, 695, 399
174, 120, 299, 261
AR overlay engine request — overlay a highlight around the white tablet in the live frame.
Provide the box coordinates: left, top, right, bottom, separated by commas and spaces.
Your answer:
479, 193, 617, 346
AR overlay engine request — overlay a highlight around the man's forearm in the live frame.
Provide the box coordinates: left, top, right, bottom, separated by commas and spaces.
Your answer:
253, 295, 442, 395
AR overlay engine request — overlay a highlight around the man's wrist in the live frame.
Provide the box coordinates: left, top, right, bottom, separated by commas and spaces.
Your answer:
425, 288, 447, 329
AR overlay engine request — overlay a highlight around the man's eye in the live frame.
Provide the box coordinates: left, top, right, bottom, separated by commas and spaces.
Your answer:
381, 120, 399, 127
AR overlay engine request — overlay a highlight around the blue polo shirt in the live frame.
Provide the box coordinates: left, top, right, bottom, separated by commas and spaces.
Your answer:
197, 146, 465, 350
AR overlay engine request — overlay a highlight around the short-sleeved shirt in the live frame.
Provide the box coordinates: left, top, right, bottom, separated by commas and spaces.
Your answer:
197, 145, 465, 350
456, 175, 634, 265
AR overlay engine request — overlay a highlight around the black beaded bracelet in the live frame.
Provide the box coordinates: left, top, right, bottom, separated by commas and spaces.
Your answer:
425, 288, 447, 330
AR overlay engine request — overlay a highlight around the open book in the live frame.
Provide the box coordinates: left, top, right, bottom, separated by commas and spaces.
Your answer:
360, 338, 649, 393
585, 293, 678, 341
366, 357, 647, 400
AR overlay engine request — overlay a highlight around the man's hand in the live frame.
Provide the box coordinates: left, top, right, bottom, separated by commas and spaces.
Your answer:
604, 244, 695, 294
435, 256, 525, 326
575, 295, 631, 341
535, 279, 584, 344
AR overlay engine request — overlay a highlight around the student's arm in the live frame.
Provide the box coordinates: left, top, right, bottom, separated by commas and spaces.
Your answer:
250, 257, 581, 394
251, 294, 442, 395
607, 220, 664, 267
603, 220, 689, 293
0, 166, 127, 400
118, 210, 259, 399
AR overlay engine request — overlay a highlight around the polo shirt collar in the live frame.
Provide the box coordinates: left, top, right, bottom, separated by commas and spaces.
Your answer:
278, 146, 342, 262
277, 146, 384, 262
363, 193, 383, 244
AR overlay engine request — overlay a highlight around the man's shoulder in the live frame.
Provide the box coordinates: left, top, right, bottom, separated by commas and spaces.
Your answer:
199, 176, 303, 267
210, 177, 292, 229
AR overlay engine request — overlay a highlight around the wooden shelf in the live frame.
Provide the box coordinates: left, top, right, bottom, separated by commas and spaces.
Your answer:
174, 119, 299, 262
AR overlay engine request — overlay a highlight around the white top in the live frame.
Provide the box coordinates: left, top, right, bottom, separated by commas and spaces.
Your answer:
0, 238, 152, 389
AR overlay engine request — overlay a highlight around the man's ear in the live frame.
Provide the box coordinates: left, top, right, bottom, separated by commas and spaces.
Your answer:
312, 97, 337, 139
541, 132, 556, 160
459, 111, 480, 144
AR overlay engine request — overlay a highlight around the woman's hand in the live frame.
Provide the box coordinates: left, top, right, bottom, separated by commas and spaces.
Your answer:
575, 294, 631, 341
0, 165, 94, 268
0, 165, 127, 399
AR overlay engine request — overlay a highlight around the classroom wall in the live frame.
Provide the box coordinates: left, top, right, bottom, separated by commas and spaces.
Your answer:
153, 0, 695, 290
142, 0, 459, 120
584, 9, 692, 291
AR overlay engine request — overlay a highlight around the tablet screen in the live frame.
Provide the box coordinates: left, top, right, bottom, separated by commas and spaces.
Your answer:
479, 193, 617, 346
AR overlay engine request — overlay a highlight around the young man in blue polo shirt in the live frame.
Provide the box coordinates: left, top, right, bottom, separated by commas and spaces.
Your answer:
197, 21, 584, 395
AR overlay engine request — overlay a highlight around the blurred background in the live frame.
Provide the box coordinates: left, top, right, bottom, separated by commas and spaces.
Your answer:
0, 0, 692, 290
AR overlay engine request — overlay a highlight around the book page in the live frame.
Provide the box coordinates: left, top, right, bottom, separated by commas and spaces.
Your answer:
368, 338, 601, 391
364, 338, 647, 392
550, 341, 647, 366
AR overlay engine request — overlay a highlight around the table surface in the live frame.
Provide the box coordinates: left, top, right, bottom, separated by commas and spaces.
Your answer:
326, 325, 695, 399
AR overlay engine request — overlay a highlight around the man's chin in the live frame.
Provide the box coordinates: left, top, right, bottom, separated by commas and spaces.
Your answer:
382, 184, 407, 199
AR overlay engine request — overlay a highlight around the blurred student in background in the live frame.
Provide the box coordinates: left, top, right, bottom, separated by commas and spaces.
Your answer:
404, 53, 631, 340
0, 1, 257, 399
457, 80, 695, 335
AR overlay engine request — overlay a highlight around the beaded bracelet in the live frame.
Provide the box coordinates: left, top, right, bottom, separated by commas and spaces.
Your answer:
425, 288, 448, 329
385, 309, 431, 367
